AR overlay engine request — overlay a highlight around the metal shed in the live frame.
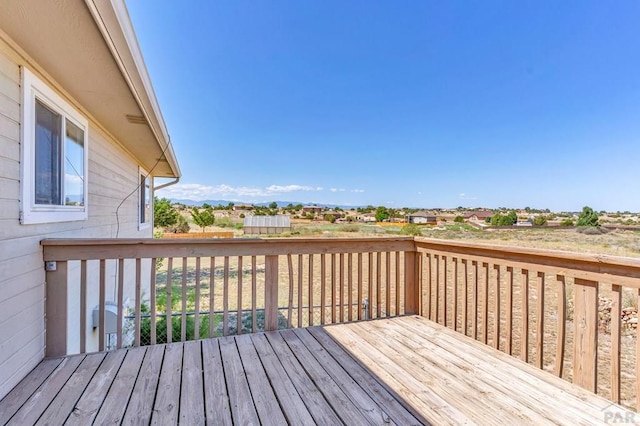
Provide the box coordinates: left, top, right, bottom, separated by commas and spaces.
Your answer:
243, 215, 291, 235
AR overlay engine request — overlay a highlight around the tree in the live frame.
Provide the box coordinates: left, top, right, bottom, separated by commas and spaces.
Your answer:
269, 201, 278, 210
490, 211, 517, 226
154, 197, 179, 228
190, 207, 215, 232
577, 206, 599, 227
375, 206, 390, 222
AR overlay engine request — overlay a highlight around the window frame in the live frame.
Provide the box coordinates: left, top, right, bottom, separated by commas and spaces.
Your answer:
138, 167, 152, 230
20, 67, 89, 224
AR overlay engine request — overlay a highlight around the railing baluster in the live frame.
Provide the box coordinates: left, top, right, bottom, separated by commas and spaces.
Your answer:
134, 258, 141, 348
535, 272, 545, 368
223, 256, 229, 337
462, 259, 468, 337
237, 256, 243, 334
309, 254, 314, 326
195, 257, 201, 341
425, 253, 432, 320
340, 253, 346, 322
521, 269, 529, 363
332, 253, 338, 323
434, 255, 440, 323
442, 256, 447, 326
348, 253, 353, 321
611, 283, 621, 402
395, 252, 401, 316
506, 267, 514, 355
80, 260, 87, 353
208, 257, 215, 338
482, 262, 489, 345
472, 261, 478, 340
251, 256, 257, 333
385, 252, 391, 318
151, 259, 157, 344
493, 265, 500, 350
117, 258, 124, 349
181, 257, 187, 342
321, 254, 326, 325
287, 254, 294, 329
357, 253, 363, 320
298, 254, 303, 328
99, 259, 106, 351
453, 257, 458, 332
376, 252, 382, 319
367, 253, 373, 320
555, 275, 566, 377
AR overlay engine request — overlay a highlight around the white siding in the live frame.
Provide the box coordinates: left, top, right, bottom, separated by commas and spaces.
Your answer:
0, 43, 152, 399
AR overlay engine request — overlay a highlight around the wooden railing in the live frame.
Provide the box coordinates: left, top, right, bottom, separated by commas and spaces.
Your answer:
41, 236, 640, 410
413, 238, 640, 411
41, 237, 417, 356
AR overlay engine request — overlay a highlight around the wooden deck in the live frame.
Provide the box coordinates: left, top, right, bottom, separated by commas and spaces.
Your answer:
0, 316, 635, 425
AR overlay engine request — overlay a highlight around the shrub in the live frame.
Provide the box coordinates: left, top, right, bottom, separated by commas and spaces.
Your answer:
560, 218, 575, 226
454, 216, 464, 223
165, 215, 190, 233
324, 214, 336, 223
340, 224, 360, 233
577, 206, 599, 227
532, 216, 548, 226
401, 223, 422, 236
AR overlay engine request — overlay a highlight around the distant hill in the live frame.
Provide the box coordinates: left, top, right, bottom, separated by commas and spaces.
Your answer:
169, 199, 363, 209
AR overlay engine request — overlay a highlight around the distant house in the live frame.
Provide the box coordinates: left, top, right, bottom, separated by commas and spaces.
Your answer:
234, 204, 254, 211
357, 213, 377, 223
0, 1, 180, 399
464, 211, 493, 222
405, 211, 437, 225
302, 205, 324, 213
244, 215, 291, 234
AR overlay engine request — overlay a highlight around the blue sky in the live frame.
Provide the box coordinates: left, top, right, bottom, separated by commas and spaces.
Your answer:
127, 1, 640, 212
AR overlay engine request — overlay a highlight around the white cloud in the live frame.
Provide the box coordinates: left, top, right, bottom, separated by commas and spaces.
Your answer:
156, 182, 324, 201
459, 192, 478, 200
351, 189, 365, 193
266, 185, 323, 192
330, 188, 347, 192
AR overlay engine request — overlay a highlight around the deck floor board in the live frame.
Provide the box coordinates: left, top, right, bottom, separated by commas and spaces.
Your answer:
1, 315, 635, 425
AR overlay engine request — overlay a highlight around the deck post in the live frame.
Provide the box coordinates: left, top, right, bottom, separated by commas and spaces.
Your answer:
404, 249, 420, 315
573, 278, 598, 392
265, 255, 279, 331
45, 260, 68, 357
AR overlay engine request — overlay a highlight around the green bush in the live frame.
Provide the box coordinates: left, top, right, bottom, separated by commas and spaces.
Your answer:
454, 216, 464, 223
165, 215, 190, 233
577, 206, 599, 227
532, 216, 548, 226
560, 218, 575, 226
401, 223, 423, 236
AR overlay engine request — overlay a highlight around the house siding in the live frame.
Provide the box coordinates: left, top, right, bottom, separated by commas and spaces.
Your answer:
0, 41, 151, 399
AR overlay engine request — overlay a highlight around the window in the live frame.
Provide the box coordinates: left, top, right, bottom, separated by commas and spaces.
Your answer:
139, 169, 151, 229
21, 67, 89, 224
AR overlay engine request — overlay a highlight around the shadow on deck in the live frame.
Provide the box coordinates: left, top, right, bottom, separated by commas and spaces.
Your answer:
0, 316, 635, 425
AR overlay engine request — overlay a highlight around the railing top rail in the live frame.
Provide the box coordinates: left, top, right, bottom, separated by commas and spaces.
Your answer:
41, 237, 416, 260
415, 237, 640, 285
